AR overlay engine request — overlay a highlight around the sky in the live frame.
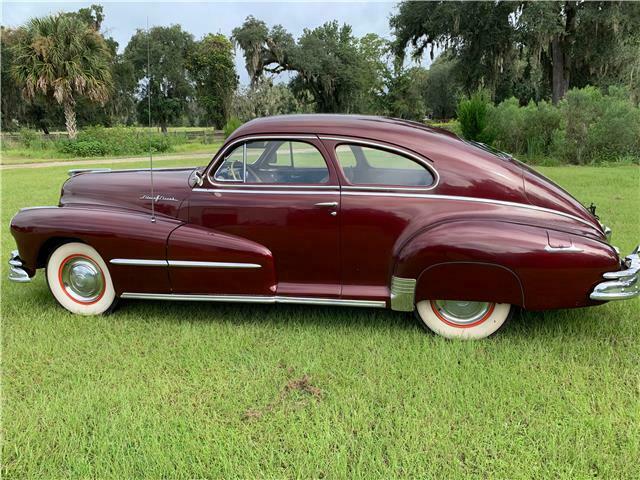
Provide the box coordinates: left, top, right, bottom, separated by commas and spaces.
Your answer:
1, 1, 431, 85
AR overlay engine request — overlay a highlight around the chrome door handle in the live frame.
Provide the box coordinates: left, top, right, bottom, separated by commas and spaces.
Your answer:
314, 202, 338, 208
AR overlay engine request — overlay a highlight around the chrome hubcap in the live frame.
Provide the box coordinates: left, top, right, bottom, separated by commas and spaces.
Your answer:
60, 257, 104, 303
433, 300, 491, 326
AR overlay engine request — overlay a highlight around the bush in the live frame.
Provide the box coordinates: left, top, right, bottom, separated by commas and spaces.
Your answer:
456, 90, 493, 142
18, 128, 39, 148
559, 86, 640, 164
58, 140, 109, 157
487, 98, 561, 158
223, 117, 243, 138
55, 126, 181, 157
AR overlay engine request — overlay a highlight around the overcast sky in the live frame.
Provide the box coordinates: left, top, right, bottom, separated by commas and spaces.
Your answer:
2, 1, 431, 85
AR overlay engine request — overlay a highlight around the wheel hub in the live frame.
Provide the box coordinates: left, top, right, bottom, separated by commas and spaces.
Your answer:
433, 300, 492, 326
60, 257, 104, 303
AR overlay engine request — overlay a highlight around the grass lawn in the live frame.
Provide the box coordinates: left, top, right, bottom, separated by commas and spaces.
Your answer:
1, 142, 221, 166
1, 163, 639, 478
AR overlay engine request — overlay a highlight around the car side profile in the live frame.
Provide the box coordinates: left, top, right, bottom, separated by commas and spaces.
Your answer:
8, 115, 639, 339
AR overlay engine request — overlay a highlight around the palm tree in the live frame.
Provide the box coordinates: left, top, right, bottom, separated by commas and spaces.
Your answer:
12, 14, 112, 139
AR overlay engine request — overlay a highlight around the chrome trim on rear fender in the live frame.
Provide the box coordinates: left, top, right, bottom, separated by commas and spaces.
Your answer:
590, 246, 640, 301
120, 292, 386, 308
390, 276, 416, 312
8, 250, 31, 283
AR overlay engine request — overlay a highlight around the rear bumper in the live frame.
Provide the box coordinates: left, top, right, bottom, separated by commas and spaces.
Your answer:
8, 250, 31, 283
590, 246, 639, 301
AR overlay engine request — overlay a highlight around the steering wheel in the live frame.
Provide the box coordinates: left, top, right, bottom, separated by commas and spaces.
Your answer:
229, 160, 243, 181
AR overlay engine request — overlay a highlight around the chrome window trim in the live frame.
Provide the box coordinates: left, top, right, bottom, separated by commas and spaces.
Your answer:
340, 190, 596, 229
320, 135, 440, 191
205, 134, 321, 186
110, 259, 261, 268
120, 292, 386, 308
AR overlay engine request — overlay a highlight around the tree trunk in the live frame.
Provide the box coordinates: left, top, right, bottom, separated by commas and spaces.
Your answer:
551, 36, 568, 105
63, 101, 78, 140
160, 121, 168, 134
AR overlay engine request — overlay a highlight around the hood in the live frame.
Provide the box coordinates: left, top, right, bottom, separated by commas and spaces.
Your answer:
60, 167, 196, 219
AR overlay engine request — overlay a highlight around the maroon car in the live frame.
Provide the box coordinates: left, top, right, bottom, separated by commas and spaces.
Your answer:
8, 115, 639, 339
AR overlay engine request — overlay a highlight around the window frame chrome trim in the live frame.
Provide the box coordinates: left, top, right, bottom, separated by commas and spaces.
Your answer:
120, 292, 386, 308
320, 135, 440, 191
205, 134, 325, 187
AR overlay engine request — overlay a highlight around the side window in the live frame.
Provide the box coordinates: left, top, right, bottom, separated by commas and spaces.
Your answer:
335, 144, 434, 187
214, 140, 330, 184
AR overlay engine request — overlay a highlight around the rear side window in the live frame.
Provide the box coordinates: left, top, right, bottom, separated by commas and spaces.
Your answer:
335, 144, 434, 187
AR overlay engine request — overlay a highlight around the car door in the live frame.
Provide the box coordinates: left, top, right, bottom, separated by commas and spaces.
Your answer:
184, 136, 342, 298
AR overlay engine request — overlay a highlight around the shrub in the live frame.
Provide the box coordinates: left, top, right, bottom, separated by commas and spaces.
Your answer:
559, 86, 640, 164
18, 128, 39, 148
223, 117, 243, 138
456, 90, 493, 142
486, 97, 525, 154
58, 140, 109, 157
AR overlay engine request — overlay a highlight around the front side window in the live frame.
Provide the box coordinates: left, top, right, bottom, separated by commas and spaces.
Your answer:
214, 140, 330, 184
335, 144, 434, 187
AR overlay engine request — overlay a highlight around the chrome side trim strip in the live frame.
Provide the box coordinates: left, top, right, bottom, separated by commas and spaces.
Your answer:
544, 245, 583, 253
168, 260, 261, 269
318, 135, 440, 190
192, 188, 338, 195
120, 292, 386, 308
390, 276, 416, 312
110, 259, 262, 269
110, 259, 167, 266
341, 191, 596, 229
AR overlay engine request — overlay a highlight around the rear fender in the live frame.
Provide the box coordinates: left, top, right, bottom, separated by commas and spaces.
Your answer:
394, 220, 618, 309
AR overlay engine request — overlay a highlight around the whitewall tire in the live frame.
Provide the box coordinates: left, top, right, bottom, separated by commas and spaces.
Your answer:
416, 300, 512, 339
46, 242, 116, 315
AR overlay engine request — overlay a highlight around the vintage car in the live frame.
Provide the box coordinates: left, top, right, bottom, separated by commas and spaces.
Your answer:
8, 115, 639, 339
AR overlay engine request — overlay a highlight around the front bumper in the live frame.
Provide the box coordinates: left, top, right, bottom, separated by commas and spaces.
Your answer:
590, 246, 639, 301
8, 250, 31, 283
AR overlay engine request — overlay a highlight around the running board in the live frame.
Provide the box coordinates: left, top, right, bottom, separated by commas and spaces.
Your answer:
120, 292, 386, 308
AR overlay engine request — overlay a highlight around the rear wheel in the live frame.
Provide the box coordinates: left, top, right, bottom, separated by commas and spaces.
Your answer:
416, 299, 512, 339
46, 242, 116, 315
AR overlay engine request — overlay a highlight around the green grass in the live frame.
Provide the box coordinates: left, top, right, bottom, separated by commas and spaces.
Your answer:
2, 163, 639, 478
1, 142, 220, 165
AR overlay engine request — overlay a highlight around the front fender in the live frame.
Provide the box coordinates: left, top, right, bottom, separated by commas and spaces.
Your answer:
394, 220, 618, 310
10, 206, 181, 294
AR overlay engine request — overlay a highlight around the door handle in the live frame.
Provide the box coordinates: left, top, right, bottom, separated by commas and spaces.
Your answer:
314, 202, 338, 208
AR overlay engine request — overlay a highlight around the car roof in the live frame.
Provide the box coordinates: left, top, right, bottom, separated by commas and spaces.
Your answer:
228, 114, 461, 149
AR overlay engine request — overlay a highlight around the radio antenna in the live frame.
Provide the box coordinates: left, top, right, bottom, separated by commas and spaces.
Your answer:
147, 17, 156, 223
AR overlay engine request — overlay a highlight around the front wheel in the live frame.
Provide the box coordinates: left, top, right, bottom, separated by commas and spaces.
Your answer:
416, 300, 512, 339
46, 242, 116, 315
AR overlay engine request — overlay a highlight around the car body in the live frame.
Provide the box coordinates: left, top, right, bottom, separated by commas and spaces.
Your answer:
8, 115, 639, 338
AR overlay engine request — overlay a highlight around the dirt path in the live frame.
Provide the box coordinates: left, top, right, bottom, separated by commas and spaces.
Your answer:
1, 152, 213, 170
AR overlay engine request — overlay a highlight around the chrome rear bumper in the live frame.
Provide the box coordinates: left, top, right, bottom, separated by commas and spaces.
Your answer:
590, 246, 639, 301
8, 250, 31, 283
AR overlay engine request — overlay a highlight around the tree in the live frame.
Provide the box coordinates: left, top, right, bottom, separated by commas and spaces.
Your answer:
390, 1, 640, 105
385, 67, 428, 121
11, 14, 113, 138
187, 34, 238, 128
422, 55, 461, 119
125, 25, 195, 133
232, 17, 389, 113
231, 78, 310, 122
